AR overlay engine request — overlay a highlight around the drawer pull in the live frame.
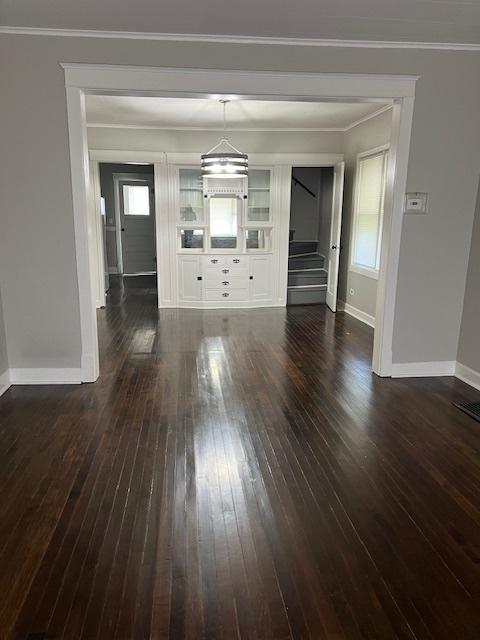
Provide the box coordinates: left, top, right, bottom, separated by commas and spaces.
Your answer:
233, 259, 240, 263
222, 292, 230, 297
222, 269, 229, 274
210, 258, 218, 264
222, 281, 229, 285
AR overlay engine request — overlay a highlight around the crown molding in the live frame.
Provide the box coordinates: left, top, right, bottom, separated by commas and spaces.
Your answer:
86, 104, 392, 133
1, 25, 480, 51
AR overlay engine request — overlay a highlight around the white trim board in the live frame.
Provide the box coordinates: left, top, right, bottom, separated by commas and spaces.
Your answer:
391, 361, 457, 378
455, 363, 480, 392
339, 301, 376, 329
1, 26, 480, 51
64, 64, 417, 380
0, 370, 11, 398
8, 368, 84, 385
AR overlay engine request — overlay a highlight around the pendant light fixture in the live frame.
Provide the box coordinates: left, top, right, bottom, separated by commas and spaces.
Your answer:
201, 99, 248, 179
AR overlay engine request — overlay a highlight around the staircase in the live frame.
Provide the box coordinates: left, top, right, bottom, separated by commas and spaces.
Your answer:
287, 236, 328, 305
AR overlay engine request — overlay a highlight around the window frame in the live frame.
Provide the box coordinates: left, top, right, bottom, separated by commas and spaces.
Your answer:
350, 144, 389, 281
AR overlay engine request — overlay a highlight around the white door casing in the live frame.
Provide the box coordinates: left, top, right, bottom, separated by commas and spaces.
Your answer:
66, 67, 416, 382
326, 161, 345, 312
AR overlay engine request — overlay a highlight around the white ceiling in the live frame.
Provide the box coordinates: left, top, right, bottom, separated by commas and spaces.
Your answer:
2, 0, 480, 44
85, 96, 389, 131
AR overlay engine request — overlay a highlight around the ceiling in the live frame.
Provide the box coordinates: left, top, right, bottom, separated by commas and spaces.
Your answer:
2, 0, 480, 44
85, 96, 389, 131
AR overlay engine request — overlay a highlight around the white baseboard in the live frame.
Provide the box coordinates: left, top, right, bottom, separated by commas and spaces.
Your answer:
455, 362, 480, 392
391, 361, 457, 378
338, 300, 375, 328
0, 369, 11, 397
8, 368, 83, 385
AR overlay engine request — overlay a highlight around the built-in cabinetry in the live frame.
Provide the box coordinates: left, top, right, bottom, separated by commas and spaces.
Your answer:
175, 166, 275, 307
178, 254, 272, 307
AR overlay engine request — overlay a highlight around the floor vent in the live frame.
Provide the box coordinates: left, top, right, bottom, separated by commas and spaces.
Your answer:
453, 402, 480, 423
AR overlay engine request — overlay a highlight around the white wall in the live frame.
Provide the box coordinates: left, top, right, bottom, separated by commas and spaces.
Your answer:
338, 108, 393, 318
88, 127, 344, 153
0, 34, 479, 371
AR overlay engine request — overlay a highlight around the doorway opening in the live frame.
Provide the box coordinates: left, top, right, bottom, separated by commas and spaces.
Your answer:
288, 167, 334, 306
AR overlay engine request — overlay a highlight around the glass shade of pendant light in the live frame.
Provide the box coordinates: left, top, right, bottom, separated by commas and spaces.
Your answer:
201, 100, 248, 179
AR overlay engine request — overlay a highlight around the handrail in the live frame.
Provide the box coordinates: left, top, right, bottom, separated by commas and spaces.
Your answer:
292, 176, 316, 198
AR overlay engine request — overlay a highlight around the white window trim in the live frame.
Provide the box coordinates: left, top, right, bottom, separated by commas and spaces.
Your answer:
350, 144, 389, 281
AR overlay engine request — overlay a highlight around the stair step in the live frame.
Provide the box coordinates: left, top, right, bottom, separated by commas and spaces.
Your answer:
287, 285, 327, 306
289, 241, 318, 256
288, 269, 328, 287
288, 253, 325, 270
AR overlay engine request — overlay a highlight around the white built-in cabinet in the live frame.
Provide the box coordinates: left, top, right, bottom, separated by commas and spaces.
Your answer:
175, 166, 276, 308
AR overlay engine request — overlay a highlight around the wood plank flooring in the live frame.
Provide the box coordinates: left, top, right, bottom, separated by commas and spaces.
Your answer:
1, 275, 480, 639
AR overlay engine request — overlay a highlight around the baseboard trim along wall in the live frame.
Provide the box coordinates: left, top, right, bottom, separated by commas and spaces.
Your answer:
0, 370, 11, 397
455, 362, 480, 392
391, 361, 457, 378
8, 368, 83, 385
338, 300, 376, 328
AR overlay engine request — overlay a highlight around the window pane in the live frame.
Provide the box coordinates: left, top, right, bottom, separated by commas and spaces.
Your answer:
357, 154, 384, 214
354, 214, 380, 268
179, 169, 203, 222
246, 229, 268, 250
123, 184, 150, 216
210, 198, 238, 249
249, 169, 270, 189
180, 229, 204, 249
248, 169, 270, 222
352, 151, 387, 271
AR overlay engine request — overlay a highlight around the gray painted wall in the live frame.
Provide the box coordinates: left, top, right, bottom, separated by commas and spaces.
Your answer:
338, 109, 393, 319
0, 35, 479, 370
99, 163, 154, 272
290, 168, 322, 242
0, 288, 8, 377
457, 178, 480, 374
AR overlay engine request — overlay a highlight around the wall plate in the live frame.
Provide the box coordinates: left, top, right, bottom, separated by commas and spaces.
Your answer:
404, 192, 428, 214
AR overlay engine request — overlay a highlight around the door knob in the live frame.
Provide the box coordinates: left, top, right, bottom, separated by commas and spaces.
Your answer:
331, 245, 337, 250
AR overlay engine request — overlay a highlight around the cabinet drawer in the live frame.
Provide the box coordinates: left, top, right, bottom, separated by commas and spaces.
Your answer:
204, 288, 249, 301
203, 256, 226, 267
204, 265, 247, 277
226, 256, 248, 268
203, 274, 248, 288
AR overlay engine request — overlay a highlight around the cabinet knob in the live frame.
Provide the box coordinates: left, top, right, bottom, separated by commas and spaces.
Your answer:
249, 276, 253, 280
211, 259, 218, 263
222, 292, 230, 297
222, 281, 229, 285
222, 269, 229, 274
233, 259, 240, 263
197, 276, 202, 281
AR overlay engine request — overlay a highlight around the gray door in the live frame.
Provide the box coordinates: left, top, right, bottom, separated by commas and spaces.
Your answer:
119, 177, 156, 274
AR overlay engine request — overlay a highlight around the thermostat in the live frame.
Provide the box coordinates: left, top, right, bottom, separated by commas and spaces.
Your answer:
405, 192, 428, 214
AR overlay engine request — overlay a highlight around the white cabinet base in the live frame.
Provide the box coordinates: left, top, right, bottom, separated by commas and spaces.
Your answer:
177, 254, 276, 308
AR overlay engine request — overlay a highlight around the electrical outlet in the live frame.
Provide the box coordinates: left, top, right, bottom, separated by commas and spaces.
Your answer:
349, 288, 355, 296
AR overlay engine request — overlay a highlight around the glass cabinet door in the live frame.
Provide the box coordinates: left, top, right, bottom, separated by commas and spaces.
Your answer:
179, 168, 204, 223
248, 169, 271, 223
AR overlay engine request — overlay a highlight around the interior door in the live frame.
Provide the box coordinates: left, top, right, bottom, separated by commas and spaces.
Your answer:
326, 161, 345, 312
119, 177, 156, 274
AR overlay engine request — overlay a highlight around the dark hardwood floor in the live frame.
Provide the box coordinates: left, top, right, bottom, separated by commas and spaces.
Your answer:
1, 275, 480, 639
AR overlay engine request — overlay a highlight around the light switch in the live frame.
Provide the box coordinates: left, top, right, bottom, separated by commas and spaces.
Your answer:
405, 192, 428, 214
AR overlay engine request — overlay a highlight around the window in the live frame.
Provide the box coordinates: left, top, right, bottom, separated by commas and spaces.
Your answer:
248, 169, 271, 222
351, 148, 388, 277
122, 184, 150, 216
209, 197, 239, 249
180, 228, 204, 249
179, 168, 203, 223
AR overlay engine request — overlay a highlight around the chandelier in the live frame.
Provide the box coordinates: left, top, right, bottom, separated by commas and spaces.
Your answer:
201, 99, 248, 179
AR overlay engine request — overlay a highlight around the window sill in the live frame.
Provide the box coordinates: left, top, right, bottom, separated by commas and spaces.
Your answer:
350, 264, 379, 280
